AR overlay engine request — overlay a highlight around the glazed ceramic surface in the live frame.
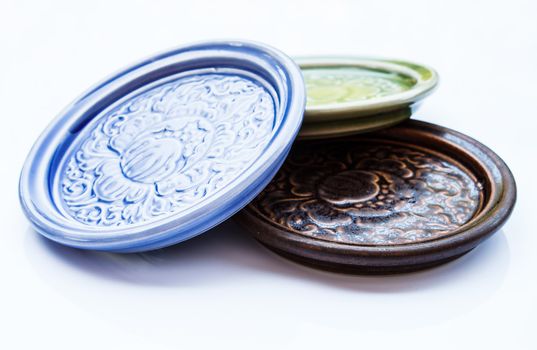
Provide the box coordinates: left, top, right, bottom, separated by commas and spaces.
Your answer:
304, 66, 415, 107
19, 41, 306, 252
299, 107, 411, 140
297, 57, 438, 139
238, 120, 516, 273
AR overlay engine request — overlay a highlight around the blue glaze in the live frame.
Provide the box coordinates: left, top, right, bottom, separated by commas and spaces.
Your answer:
19, 41, 306, 252
59, 72, 276, 227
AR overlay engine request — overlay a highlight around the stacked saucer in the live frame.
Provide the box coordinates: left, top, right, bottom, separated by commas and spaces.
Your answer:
297, 57, 438, 139
19, 41, 516, 274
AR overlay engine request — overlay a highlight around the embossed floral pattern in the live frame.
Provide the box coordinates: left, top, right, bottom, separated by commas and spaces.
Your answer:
250, 141, 482, 245
60, 74, 275, 226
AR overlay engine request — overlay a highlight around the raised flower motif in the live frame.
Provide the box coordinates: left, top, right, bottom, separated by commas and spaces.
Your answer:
60, 74, 275, 226
251, 141, 481, 245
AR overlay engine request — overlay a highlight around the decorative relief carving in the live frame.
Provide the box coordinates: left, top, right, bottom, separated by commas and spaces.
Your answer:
60, 74, 275, 226
250, 141, 482, 245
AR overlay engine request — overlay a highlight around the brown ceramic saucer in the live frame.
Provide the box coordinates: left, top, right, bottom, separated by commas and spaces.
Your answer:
236, 120, 516, 274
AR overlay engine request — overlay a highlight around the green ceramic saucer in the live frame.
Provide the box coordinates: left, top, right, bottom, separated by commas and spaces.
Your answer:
299, 107, 411, 140
297, 57, 438, 139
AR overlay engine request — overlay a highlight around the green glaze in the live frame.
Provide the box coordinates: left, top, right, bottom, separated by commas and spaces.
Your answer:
294, 57, 438, 139
386, 60, 434, 80
304, 67, 416, 107
298, 108, 412, 140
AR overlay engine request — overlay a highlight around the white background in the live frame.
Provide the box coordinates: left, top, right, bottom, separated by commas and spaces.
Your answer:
1, 1, 536, 349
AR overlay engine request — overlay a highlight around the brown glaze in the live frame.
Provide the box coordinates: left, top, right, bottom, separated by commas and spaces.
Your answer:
251, 140, 482, 245
236, 120, 516, 274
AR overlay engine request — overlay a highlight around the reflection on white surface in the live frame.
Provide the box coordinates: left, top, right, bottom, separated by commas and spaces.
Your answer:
23, 218, 512, 349
26, 218, 510, 294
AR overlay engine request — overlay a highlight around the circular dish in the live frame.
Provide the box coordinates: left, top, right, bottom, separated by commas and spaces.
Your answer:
297, 57, 438, 139
19, 41, 306, 252
237, 120, 516, 274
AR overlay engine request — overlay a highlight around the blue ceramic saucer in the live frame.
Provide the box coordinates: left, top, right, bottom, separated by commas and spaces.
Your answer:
19, 41, 306, 252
